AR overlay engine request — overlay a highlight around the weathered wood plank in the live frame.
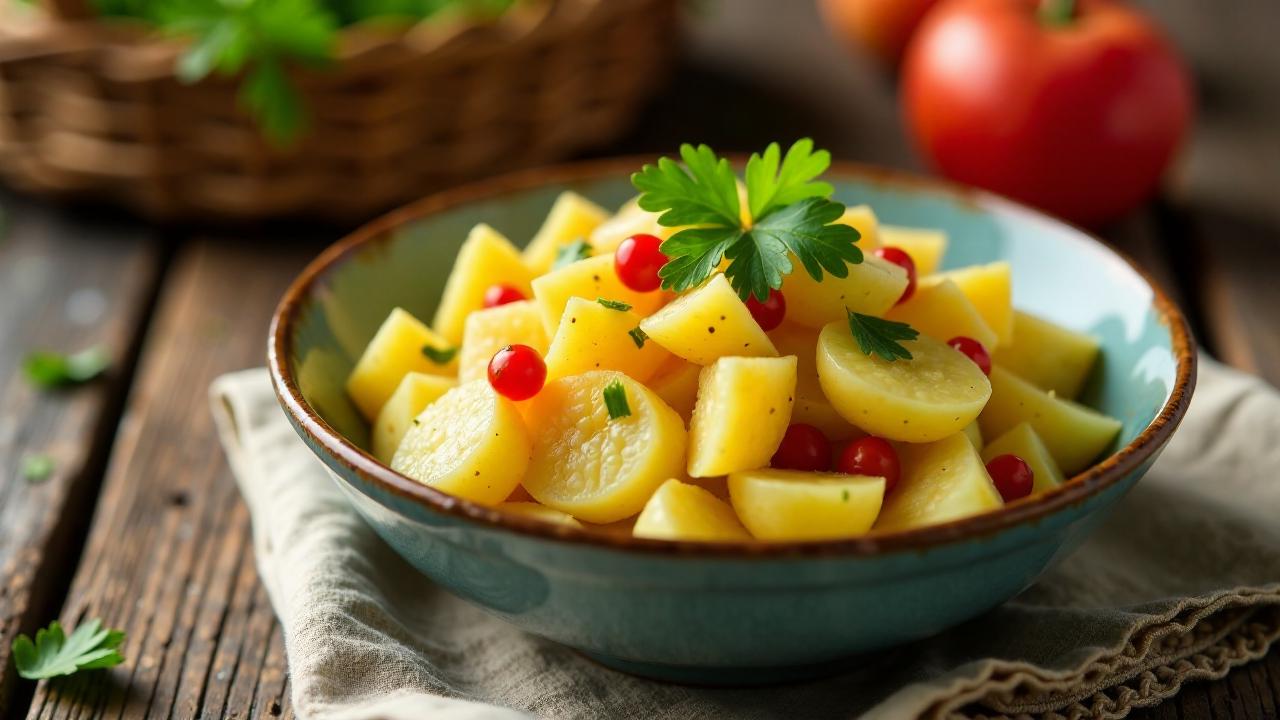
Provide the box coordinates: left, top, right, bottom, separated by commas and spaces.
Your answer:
0, 194, 162, 716
23, 238, 310, 719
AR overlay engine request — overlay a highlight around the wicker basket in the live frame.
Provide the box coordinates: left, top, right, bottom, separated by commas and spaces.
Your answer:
0, 0, 679, 221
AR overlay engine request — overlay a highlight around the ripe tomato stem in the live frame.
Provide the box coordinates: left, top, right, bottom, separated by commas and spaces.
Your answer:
1038, 0, 1076, 27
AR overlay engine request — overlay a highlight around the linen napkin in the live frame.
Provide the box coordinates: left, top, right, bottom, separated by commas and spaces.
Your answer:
210, 358, 1280, 720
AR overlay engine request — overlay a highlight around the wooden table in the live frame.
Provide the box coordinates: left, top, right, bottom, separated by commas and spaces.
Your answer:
1, 2, 1277, 718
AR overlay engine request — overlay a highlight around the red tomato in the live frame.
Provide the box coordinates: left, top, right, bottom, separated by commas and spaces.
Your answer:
901, 0, 1193, 225
820, 0, 941, 67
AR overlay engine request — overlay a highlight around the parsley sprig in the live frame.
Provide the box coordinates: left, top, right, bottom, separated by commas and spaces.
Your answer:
848, 312, 919, 362
632, 139, 862, 302
11, 619, 125, 680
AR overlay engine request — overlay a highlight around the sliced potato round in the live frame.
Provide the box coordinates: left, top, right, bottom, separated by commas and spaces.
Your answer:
522, 371, 686, 524
816, 322, 991, 443
496, 502, 583, 528
728, 469, 885, 541
391, 380, 531, 506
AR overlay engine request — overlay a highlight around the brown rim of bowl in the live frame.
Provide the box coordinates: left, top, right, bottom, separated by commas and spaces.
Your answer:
268, 156, 1197, 558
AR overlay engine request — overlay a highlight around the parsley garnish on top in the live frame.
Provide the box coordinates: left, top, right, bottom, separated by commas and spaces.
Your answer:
422, 344, 458, 365
848, 312, 919, 362
596, 298, 632, 312
632, 139, 863, 302
553, 239, 593, 269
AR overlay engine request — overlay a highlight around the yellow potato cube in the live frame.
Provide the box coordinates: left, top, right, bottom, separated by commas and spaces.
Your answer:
433, 224, 534, 344
729, 469, 885, 541
391, 380, 530, 506
457, 300, 548, 384
886, 277, 999, 351
816, 322, 991, 443
981, 422, 1064, 496
879, 225, 948, 276
522, 191, 610, 274
647, 357, 702, 420
769, 324, 862, 440
639, 274, 778, 365
980, 366, 1122, 475
688, 355, 797, 477
588, 201, 673, 255
838, 204, 880, 251
937, 262, 1014, 346
962, 421, 984, 451
371, 372, 456, 462
497, 502, 583, 528
783, 254, 908, 329
874, 433, 1003, 532
346, 307, 457, 421
993, 311, 1100, 399
523, 371, 686, 523
633, 479, 751, 542
544, 297, 670, 382
531, 253, 666, 335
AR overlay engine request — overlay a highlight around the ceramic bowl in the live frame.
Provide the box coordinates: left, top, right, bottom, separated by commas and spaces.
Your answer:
268, 159, 1195, 684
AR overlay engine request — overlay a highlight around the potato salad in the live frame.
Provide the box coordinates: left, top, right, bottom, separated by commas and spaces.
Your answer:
345, 141, 1122, 543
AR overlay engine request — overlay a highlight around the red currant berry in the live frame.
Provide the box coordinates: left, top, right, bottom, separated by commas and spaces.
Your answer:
614, 233, 667, 292
836, 436, 901, 493
771, 423, 831, 472
487, 344, 546, 401
986, 454, 1035, 502
875, 246, 917, 304
482, 283, 525, 308
745, 289, 787, 331
947, 336, 992, 376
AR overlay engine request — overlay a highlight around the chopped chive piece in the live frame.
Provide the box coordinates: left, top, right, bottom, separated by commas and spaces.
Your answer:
23, 346, 110, 389
841, 489, 850, 502
628, 326, 649, 349
602, 380, 631, 420
553, 239, 593, 269
422, 345, 458, 365
596, 298, 633, 312
21, 454, 54, 483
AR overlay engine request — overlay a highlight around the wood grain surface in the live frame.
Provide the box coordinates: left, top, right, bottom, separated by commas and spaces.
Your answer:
0, 0, 1278, 718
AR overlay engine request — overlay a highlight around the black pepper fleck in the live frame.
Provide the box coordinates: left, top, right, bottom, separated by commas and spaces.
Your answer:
708, 327, 716, 334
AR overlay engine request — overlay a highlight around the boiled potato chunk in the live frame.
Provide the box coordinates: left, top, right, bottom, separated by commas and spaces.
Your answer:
371, 372, 456, 462
588, 200, 673, 255
544, 297, 670, 381
523, 372, 686, 523
347, 307, 457, 421
497, 502, 583, 528
729, 469, 885, 541
981, 422, 1064, 495
937, 262, 1014, 346
874, 433, 1003, 532
880, 225, 948, 276
433, 224, 533, 344
770, 323, 862, 439
531, 253, 666, 335
639, 274, 777, 364
647, 357, 702, 420
886, 277, 998, 351
457, 300, 548, 383
688, 356, 797, 477
980, 366, 1122, 475
784, 254, 908, 329
837, 204, 880, 251
391, 380, 531, 506
633, 479, 751, 542
816, 322, 991, 443
993, 311, 1100, 399
522, 192, 609, 274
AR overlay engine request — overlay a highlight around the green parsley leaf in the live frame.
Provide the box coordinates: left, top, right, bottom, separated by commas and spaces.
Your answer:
847, 312, 919, 362
602, 380, 631, 420
632, 144, 741, 228
751, 198, 863, 283
23, 346, 110, 389
655, 225, 744, 295
552, 239, 593, 270
21, 454, 54, 483
422, 345, 458, 365
11, 619, 125, 680
628, 327, 648, 349
596, 298, 632, 312
744, 139, 834, 221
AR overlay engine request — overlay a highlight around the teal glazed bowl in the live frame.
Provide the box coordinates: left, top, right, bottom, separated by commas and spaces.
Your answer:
268, 159, 1196, 684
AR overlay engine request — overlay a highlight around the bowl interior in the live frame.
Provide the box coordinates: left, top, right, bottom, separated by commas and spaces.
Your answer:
287, 166, 1180, 485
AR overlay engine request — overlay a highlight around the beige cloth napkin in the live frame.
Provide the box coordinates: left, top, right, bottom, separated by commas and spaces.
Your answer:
210, 358, 1280, 720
